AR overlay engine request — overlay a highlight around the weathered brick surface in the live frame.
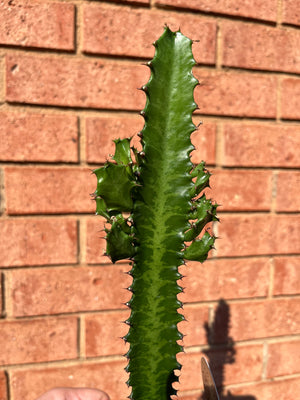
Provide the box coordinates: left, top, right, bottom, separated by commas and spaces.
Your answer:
183, 299, 300, 346
4, 167, 94, 214
0, 1, 74, 50
221, 299, 300, 341
191, 121, 216, 164
223, 124, 300, 167
9, 266, 131, 317
211, 169, 272, 211
0, 1, 300, 398
0, 371, 7, 400
85, 116, 143, 164
276, 171, 300, 212
0, 112, 78, 162
5, 54, 278, 118
226, 376, 300, 400
85, 218, 111, 265
0, 57, 4, 103
282, 0, 300, 26
273, 257, 300, 295
0, 317, 77, 365
281, 78, 300, 120
179, 305, 209, 347
83, 4, 216, 64
194, 70, 277, 118
154, 0, 277, 22
266, 339, 300, 378
216, 214, 300, 257
179, 258, 270, 303
10, 361, 129, 400
177, 344, 263, 390
86, 116, 216, 165
85, 311, 130, 357
106, 0, 149, 3
222, 21, 300, 73
0, 274, 2, 313
6, 55, 147, 110
0, 218, 77, 267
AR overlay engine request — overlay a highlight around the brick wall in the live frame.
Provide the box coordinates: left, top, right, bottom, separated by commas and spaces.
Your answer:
0, 1, 299, 400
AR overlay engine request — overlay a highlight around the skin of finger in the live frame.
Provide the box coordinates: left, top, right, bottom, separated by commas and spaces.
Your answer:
35, 387, 110, 400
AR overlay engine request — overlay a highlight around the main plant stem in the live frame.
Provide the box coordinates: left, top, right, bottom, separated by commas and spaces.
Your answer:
125, 28, 198, 400
93, 26, 217, 400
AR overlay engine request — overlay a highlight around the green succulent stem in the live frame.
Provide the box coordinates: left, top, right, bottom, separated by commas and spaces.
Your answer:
126, 28, 196, 400
93, 27, 218, 400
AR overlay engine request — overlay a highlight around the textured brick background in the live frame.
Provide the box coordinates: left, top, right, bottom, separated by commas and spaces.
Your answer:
0, 1, 299, 400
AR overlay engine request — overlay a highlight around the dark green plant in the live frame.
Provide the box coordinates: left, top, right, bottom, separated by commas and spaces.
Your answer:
93, 27, 218, 400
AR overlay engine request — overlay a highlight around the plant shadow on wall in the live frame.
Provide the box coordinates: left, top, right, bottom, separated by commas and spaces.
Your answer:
201, 299, 256, 400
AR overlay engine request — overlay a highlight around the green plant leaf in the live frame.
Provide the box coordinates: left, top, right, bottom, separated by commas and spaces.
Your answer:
190, 161, 211, 197
185, 194, 218, 241
94, 163, 135, 212
106, 216, 135, 262
113, 138, 133, 165
184, 231, 215, 262
95, 197, 111, 220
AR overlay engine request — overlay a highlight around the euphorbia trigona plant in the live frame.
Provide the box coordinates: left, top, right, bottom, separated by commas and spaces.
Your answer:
93, 26, 218, 400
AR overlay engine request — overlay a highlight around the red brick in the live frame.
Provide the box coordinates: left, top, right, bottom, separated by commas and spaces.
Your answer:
0, 218, 77, 267
85, 116, 216, 165
6, 55, 147, 110
83, 4, 216, 65
267, 339, 300, 378
210, 169, 272, 211
191, 120, 216, 165
85, 218, 110, 264
0, 317, 77, 365
0, 274, 2, 314
223, 124, 300, 168
216, 214, 300, 257
276, 171, 300, 212
281, 78, 300, 120
178, 305, 209, 347
0, 112, 78, 162
0, 58, 4, 103
194, 70, 277, 118
222, 21, 300, 73
282, 0, 300, 26
85, 116, 143, 164
0, 371, 7, 400
179, 258, 270, 304
226, 376, 300, 400
85, 311, 130, 357
5, 54, 278, 118
9, 265, 132, 317
177, 344, 263, 390
0, 0, 74, 50
4, 167, 94, 215
273, 257, 300, 295
223, 299, 300, 341
106, 0, 149, 3
154, 0, 277, 22
10, 361, 129, 400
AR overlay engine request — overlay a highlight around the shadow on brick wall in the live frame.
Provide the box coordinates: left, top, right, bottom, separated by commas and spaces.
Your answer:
201, 299, 256, 400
